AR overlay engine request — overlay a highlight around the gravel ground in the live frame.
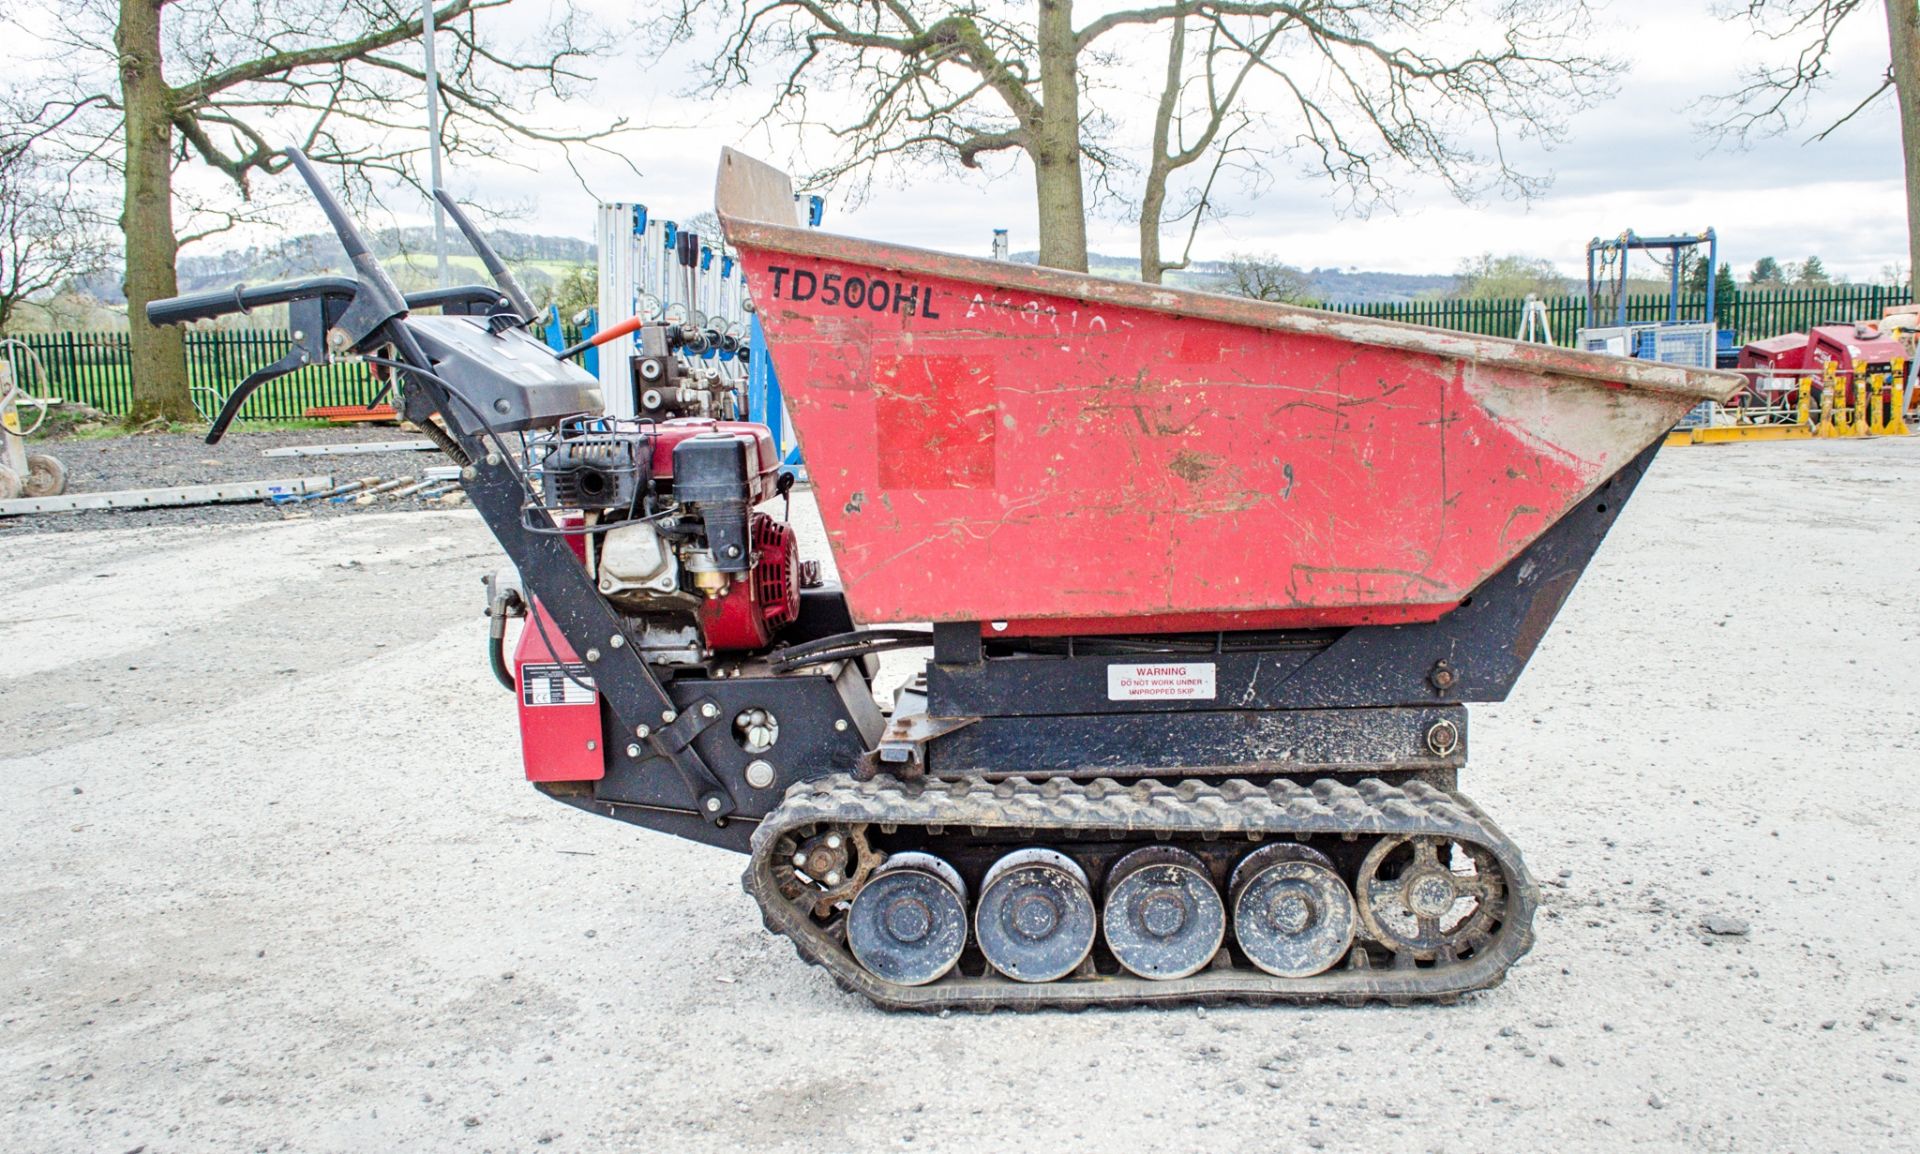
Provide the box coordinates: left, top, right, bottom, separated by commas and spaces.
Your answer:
3, 425, 447, 537
3, 438, 1918, 1153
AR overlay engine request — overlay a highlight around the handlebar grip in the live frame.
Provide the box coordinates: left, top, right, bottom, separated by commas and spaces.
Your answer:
145, 275, 360, 327
404, 285, 513, 313
145, 286, 253, 326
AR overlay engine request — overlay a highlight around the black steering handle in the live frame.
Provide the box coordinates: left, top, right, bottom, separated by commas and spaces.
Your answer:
145, 276, 359, 327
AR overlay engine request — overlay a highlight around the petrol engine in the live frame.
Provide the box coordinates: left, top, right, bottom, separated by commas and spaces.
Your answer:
530, 415, 802, 662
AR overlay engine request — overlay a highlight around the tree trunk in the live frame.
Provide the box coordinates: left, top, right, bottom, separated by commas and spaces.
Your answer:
1137, 175, 1168, 284
118, 0, 194, 427
1890, 0, 1920, 299
1137, 18, 1185, 285
1032, 0, 1088, 272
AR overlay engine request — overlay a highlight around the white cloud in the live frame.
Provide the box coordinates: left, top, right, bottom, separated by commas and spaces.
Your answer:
5, 0, 1906, 280
530, 0, 1909, 280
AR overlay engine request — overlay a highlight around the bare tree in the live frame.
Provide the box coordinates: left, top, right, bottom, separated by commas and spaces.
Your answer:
13, 0, 627, 425
1702, 0, 1920, 296
1136, 16, 1274, 284
1135, 3, 1615, 283
1451, 253, 1568, 300
1217, 253, 1314, 303
671, 1, 1618, 278
0, 136, 111, 332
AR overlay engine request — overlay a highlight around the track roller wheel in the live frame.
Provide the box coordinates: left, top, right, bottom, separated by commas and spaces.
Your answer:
1101, 846, 1225, 980
1355, 835, 1505, 961
847, 853, 969, 987
1228, 843, 1357, 978
974, 848, 1096, 983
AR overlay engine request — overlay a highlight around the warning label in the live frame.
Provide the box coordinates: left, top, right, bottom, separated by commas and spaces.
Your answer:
521, 663, 597, 706
1106, 662, 1216, 701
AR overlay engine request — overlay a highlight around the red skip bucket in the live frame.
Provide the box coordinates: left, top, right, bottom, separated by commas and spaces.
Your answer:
717, 149, 1737, 635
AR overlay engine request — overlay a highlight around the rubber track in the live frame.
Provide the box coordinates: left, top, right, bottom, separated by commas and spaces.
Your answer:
744, 774, 1539, 1011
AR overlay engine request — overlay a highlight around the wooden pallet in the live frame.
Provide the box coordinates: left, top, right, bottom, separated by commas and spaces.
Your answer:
304, 404, 398, 424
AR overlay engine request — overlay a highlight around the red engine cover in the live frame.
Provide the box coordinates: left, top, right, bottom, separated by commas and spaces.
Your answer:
648, 417, 783, 503
1737, 332, 1808, 371
1809, 325, 1905, 374
699, 513, 801, 651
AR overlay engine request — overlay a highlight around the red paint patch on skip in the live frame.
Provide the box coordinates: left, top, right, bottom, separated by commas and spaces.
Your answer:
875, 353, 996, 489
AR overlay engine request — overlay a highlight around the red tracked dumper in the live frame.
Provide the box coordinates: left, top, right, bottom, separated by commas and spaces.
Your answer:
148, 148, 1737, 1010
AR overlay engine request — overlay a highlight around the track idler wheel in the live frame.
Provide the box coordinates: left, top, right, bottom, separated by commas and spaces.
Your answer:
1228, 843, 1357, 978
1355, 835, 1505, 961
974, 848, 1097, 983
847, 853, 969, 987
1101, 846, 1226, 980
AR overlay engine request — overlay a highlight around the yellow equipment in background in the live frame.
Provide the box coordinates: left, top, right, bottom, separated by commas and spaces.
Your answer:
1666, 355, 1911, 446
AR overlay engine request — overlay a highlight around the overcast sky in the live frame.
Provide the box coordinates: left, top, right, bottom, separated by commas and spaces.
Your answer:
11, 0, 1907, 280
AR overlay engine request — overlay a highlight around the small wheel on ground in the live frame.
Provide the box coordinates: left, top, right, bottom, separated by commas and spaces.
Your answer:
1355, 835, 1506, 962
24, 452, 67, 498
847, 853, 969, 986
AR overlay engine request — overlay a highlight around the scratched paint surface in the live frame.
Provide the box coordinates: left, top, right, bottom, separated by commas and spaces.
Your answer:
736, 252, 1700, 632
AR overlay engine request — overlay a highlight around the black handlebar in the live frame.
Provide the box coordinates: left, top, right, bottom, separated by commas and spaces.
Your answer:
145, 276, 359, 326
147, 279, 518, 329
403, 286, 514, 314
148, 150, 538, 341
433, 188, 539, 324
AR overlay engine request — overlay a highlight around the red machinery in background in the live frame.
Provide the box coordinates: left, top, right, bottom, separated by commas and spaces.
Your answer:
1737, 323, 1908, 414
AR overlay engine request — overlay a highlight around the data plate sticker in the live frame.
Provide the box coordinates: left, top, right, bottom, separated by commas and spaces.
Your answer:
521, 663, 597, 706
1107, 662, 1216, 701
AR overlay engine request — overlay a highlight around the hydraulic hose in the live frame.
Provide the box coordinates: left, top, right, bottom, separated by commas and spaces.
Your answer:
489, 628, 516, 692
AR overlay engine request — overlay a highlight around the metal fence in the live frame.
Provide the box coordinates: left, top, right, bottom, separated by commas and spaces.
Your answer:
8, 285, 1910, 419
1323, 285, 1912, 348
7, 329, 380, 421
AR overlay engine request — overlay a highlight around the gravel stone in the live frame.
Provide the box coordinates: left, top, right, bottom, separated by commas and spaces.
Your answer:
5, 425, 1918, 1153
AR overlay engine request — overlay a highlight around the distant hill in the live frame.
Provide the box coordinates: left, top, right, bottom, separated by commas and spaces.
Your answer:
1299, 268, 1457, 304
75, 228, 599, 304
1010, 250, 1455, 303
173, 227, 594, 291
79, 233, 1455, 307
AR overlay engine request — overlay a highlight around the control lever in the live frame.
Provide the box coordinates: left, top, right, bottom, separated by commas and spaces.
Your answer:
433, 188, 540, 325
556, 314, 646, 362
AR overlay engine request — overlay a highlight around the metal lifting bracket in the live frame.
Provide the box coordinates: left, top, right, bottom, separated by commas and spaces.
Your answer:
654, 697, 723, 754
654, 698, 734, 819
409, 381, 738, 822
